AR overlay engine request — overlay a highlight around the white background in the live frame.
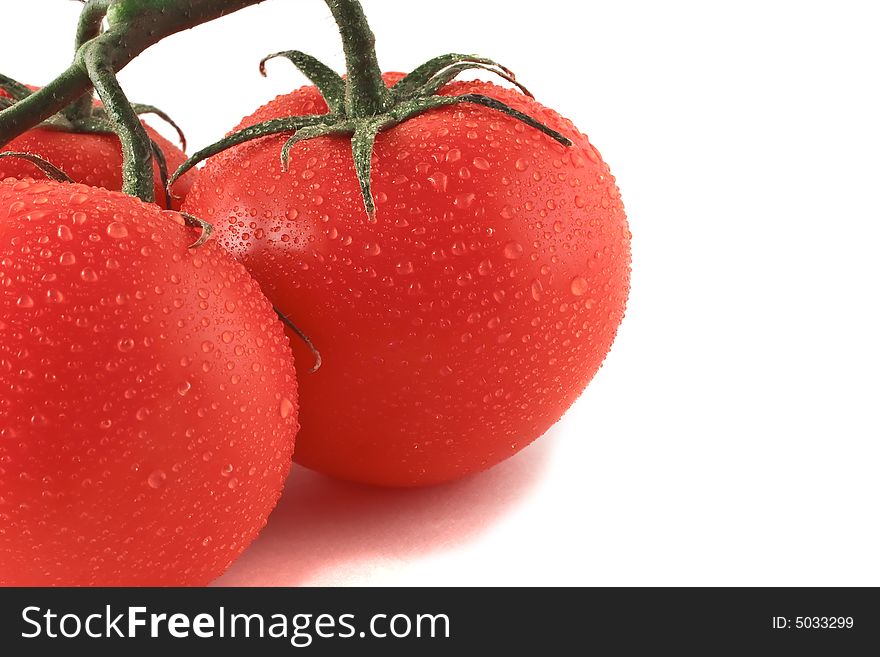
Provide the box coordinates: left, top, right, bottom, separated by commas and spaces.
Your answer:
5, 0, 879, 586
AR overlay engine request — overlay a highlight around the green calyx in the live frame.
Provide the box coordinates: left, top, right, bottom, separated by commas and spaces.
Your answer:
0, 151, 74, 183
169, 0, 573, 221
0, 77, 185, 208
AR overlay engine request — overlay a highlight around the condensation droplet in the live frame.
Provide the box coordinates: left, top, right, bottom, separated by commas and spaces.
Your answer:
280, 397, 295, 419
147, 470, 167, 489
473, 157, 491, 171
106, 222, 129, 239
531, 279, 544, 301
570, 276, 589, 296
503, 242, 524, 260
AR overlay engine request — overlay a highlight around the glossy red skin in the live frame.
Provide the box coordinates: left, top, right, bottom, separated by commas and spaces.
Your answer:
0, 179, 298, 585
185, 73, 630, 487
0, 89, 197, 208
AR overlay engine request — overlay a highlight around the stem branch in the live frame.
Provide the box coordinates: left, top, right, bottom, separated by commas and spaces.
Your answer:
83, 41, 155, 202
67, 0, 113, 119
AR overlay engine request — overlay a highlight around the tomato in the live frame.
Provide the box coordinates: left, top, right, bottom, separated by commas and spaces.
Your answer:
0, 88, 197, 208
184, 74, 630, 487
0, 178, 298, 585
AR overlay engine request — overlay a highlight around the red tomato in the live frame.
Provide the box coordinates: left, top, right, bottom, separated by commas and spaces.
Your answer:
184, 74, 630, 487
0, 88, 197, 208
0, 178, 298, 585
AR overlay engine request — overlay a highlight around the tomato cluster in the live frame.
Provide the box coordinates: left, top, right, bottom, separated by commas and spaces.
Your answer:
0, 0, 630, 585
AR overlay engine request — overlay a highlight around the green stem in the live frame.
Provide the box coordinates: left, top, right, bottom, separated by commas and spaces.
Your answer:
0, 65, 90, 143
0, 0, 390, 140
0, 0, 262, 147
323, 0, 389, 117
83, 41, 155, 202
66, 0, 112, 119
0, 0, 397, 202
75, 0, 112, 51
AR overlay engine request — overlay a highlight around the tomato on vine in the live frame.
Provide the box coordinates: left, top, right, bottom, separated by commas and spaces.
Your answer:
0, 177, 299, 586
176, 0, 631, 486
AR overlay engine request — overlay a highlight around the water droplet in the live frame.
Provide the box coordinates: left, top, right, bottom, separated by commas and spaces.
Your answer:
395, 260, 414, 275
503, 242, 524, 260
280, 397, 295, 419
428, 172, 448, 192
16, 295, 34, 308
454, 193, 476, 209
117, 338, 135, 352
451, 241, 468, 256
57, 225, 73, 241
570, 276, 589, 296
531, 279, 544, 301
177, 381, 192, 397
221, 331, 234, 344
147, 470, 167, 489
80, 267, 98, 282
364, 242, 382, 256
46, 289, 64, 304
106, 222, 128, 239
515, 158, 530, 171
59, 251, 76, 266
478, 259, 493, 276
473, 157, 491, 171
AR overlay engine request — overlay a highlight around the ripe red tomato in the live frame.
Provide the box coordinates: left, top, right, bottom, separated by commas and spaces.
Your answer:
0, 178, 298, 585
0, 88, 197, 208
184, 74, 630, 487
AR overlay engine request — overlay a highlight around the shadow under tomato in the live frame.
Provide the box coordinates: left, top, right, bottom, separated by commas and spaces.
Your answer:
212, 429, 557, 586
